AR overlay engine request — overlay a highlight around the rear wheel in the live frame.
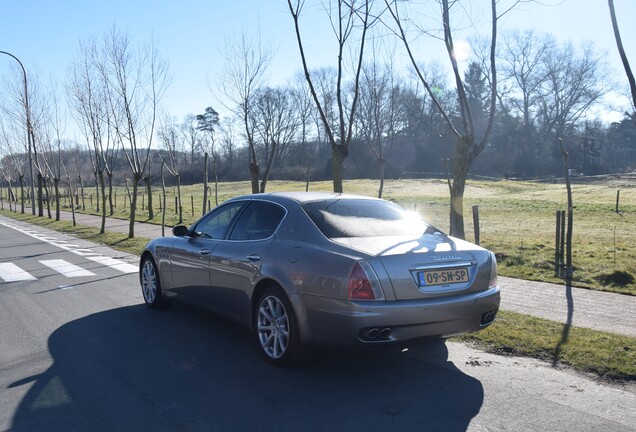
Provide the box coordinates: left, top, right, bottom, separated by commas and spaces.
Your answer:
140, 256, 168, 308
255, 287, 306, 367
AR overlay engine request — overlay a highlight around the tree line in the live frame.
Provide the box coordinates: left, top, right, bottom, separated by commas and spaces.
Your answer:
1, 1, 635, 239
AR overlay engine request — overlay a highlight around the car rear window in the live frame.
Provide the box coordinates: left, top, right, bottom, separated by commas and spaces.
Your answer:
302, 199, 429, 238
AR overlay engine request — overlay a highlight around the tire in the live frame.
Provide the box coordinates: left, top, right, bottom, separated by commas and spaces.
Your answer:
140, 256, 168, 309
255, 286, 306, 367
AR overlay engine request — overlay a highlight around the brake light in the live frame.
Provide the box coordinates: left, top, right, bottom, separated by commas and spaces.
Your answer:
489, 252, 498, 288
348, 261, 384, 301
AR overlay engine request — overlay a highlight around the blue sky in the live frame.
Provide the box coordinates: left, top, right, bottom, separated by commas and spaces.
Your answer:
1, 0, 635, 126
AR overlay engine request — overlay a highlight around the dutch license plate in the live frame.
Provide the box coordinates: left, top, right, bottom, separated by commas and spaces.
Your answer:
419, 268, 469, 287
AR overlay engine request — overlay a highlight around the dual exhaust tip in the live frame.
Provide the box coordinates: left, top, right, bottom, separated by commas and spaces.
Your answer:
362, 327, 393, 341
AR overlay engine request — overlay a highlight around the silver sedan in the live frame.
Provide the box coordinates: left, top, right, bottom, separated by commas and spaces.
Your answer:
139, 192, 500, 366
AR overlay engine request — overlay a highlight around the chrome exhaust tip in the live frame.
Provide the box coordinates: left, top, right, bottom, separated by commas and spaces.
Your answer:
367, 328, 380, 339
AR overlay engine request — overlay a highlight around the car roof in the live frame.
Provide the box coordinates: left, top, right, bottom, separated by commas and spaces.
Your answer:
229, 192, 382, 205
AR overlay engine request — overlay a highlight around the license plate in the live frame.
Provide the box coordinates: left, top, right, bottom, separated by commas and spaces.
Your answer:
419, 268, 469, 287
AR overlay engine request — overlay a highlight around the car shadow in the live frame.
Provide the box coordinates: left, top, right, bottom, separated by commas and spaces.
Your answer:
9, 302, 484, 432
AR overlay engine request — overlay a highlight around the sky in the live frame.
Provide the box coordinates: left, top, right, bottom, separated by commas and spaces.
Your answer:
1, 0, 635, 133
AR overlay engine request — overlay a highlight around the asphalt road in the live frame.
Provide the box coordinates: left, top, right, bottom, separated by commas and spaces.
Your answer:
0, 220, 634, 432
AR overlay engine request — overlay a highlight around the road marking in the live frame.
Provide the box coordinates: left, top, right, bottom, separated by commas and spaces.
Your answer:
86, 256, 138, 273
39, 259, 96, 278
0, 219, 140, 274
0, 263, 37, 282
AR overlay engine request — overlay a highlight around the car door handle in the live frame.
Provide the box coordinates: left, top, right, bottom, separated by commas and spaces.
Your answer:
199, 249, 210, 256
247, 254, 261, 263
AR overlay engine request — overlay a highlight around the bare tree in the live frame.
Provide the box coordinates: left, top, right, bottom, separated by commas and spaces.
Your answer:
288, 0, 375, 193
217, 32, 273, 194
69, 37, 117, 233
40, 80, 67, 221
497, 30, 553, 166
158, 115, 185, 223
250, 86, 300, 192
537, 41, 609, 141
180, 114, 203, 165
289, 72, 317, 191
218, 116, 238, 175
384, 0, 500, 238
357, 39, 401, 197
95, 27, 169, 237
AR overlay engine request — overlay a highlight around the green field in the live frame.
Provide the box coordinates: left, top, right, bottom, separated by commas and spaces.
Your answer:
2, 177, 635, 294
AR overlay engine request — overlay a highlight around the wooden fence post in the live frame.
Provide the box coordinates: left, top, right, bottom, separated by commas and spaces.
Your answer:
472, 205, 480, 245
555, 211, 562, 276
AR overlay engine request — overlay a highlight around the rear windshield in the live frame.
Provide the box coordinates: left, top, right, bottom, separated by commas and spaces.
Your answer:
302, 198, 429, 238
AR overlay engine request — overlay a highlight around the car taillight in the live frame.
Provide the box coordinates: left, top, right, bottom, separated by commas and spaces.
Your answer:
489, 252, 498, 288
348, 261, 385, 301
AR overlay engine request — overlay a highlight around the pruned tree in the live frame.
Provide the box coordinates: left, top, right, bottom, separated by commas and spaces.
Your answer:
95, 27, 169, 237
217, 32, 273, 194
287, 0, 375, 193
68, 37, 118, 233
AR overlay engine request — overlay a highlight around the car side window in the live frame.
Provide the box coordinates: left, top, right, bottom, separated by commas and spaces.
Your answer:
192, 201, 245, 239
228, 201, 285, 241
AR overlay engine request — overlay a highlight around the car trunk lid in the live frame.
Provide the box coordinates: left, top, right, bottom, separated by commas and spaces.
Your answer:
333, 233, 493, 300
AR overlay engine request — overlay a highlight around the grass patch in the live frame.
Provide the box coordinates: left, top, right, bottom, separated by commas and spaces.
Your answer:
454, 310, 636, 381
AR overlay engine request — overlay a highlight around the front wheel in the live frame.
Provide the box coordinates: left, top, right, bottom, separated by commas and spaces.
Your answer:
140, 256, 168, 308
255, 287, 307, 367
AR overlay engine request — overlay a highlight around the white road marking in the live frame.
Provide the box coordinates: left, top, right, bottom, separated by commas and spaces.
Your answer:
39, 259, 96, 278
86, 256, 138, 273
0, 263, 37, 282
0, 219, 140, 276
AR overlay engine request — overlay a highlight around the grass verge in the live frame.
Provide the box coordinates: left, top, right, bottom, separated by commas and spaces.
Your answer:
454, 310, 636, 381
1, 208, 635, 382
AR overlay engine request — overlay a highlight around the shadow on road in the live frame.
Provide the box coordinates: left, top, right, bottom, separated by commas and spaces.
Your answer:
552, 278, 574, 367
9, 303, 484, 431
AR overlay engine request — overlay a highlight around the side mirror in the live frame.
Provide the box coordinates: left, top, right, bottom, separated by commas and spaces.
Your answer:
172, 225, 189, 237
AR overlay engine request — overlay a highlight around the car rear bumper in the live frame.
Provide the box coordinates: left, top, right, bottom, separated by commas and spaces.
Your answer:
294, 286, 501, 346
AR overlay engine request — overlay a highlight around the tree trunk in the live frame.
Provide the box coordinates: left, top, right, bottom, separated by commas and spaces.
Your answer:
260, 139, 278, 193
37, 173, 43, 217
99, 170, 107, 234
18, 175, 24, 214
202, 152, 209, 215
144, 175, 154, 219
304, 154, 312, 192
176, 174, 183, 224
44, 178, 52, 219
128, 174, 140, 238
213, 154, 219, 207
54, 178, 60, 221
449, 143, 472, 239
161, 162, 166, 237
94, 169, 100, 213
378, 161, 385, 198
107, 171, 114, 216
331, 145, 346, 193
